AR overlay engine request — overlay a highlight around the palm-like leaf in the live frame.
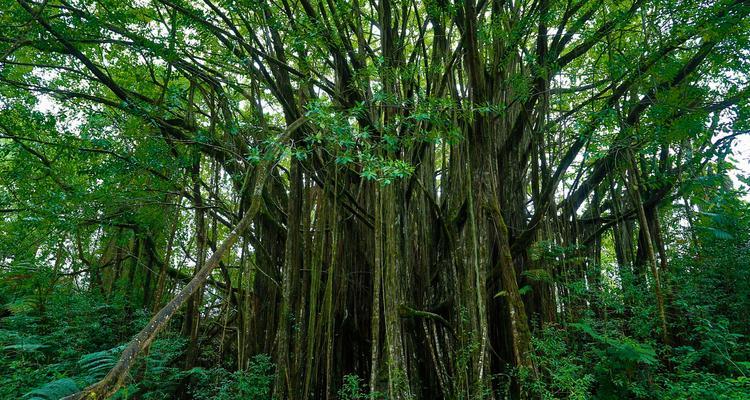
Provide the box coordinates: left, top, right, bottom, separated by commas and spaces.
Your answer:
24, 378, 79, 400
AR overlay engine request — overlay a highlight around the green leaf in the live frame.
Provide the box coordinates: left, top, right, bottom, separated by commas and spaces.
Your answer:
2, 343, 48, 352
25, 378, 79, 400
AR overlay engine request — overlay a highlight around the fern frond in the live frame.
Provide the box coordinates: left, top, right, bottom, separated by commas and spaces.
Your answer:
24, 378, 79, 400
78, 345, 124, 382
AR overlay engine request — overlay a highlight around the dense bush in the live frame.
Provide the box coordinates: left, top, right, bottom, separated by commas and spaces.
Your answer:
518, 191, 750, 399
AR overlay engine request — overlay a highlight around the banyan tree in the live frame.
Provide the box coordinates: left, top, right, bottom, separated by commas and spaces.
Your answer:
1, 0, 749, 398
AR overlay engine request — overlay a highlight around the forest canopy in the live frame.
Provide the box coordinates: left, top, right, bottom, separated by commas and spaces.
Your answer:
1, 0, 750, 399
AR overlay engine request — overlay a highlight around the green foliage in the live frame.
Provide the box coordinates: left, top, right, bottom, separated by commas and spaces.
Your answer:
25, 378, 79, 400
0, 273, 190, 399
521, 326, 594, 400
304, 98, 417, 185
0, 283, 115, 398
569, 322, 658, 366
523, 191, 750, 399
77, 346, 122, 382
524, 318, 750, 399
191, 355, 275, 400
337, 374, 385, 400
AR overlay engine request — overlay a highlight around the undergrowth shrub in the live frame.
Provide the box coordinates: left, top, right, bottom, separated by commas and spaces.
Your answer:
190, 354, 275, 400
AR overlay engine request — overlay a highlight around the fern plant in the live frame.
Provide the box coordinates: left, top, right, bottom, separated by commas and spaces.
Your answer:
77, 346, 122, 383
24, 378, 79, 400
23, 345, 121, 399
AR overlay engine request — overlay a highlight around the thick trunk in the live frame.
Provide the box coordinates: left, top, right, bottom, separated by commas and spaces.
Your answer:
380, 184, 413, 399
370, 192, 384, 396
490, 204, 533, 370
275, 159, 303, 398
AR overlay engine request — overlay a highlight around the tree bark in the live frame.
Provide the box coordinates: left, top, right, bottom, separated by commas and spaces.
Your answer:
625, 152, 670, 344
